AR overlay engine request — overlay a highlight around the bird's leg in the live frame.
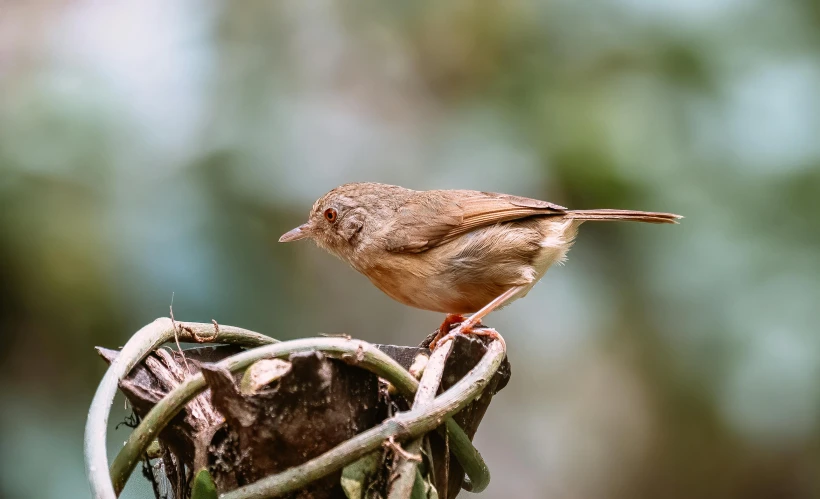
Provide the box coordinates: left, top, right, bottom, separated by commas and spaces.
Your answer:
459, 286, 525, 331
430, 285, 526, 350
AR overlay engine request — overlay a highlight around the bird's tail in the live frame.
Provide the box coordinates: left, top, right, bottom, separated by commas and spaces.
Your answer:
566, 209, 682, 224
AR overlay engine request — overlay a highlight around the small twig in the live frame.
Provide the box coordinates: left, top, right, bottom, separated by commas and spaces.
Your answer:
169, 299, 190, 372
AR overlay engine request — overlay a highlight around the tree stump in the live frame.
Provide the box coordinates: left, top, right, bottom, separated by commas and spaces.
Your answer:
100, 334, 510, 499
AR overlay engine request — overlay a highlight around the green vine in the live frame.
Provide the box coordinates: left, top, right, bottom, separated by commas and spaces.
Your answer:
84, 318, 500, 498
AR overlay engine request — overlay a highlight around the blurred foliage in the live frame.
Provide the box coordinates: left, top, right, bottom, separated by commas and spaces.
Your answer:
1, 1, 819, 498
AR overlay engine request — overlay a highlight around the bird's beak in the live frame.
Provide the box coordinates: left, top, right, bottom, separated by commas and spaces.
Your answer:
279, 223, 312, 243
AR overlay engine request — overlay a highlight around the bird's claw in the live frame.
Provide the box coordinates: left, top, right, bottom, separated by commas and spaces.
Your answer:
429, 315, 494, 350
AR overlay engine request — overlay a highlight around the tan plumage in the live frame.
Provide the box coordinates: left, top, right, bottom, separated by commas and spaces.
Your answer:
280, 182, 681, 319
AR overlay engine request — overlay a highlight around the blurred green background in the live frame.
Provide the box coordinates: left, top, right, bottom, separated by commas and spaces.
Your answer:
2, 1, 819, 498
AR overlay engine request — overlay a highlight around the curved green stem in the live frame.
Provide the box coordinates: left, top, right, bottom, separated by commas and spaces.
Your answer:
85, 319, 495, 498
388, 340, 455, 498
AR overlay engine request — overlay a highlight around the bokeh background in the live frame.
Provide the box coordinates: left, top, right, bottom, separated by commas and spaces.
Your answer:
2, 1, 820, 498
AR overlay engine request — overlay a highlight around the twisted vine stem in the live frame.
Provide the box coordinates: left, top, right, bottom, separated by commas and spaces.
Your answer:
84, 318, 501, 498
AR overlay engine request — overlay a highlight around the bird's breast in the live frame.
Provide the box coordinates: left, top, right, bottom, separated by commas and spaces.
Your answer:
360, 253, 469, 313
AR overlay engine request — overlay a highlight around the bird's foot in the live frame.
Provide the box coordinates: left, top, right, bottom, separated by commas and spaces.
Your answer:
439, 313, 465, 337
427, 314, 465, 349
431, 325, 504, 351
430, 314, 499, 350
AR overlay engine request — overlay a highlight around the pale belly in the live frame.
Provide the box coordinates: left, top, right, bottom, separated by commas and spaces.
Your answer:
360, 218, 580, 314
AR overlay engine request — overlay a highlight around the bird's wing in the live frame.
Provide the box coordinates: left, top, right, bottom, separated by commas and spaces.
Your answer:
383, 190, 566, 253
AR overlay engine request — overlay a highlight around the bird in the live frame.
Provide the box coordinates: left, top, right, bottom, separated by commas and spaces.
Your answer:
279, 182, 681, 348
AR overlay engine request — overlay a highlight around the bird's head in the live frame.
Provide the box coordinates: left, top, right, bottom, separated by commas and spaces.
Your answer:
279, 182, 408, 262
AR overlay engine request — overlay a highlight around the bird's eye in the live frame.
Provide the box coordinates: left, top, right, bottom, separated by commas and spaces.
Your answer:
324, 208, 338, 223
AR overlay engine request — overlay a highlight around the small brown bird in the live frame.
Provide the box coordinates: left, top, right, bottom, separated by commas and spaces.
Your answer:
280, 182, 681, 347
